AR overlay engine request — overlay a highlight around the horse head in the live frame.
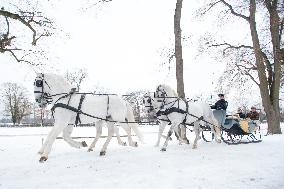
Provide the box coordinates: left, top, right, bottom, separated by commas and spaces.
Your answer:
34, 73, 72, 107
143, 92, 155, 113
34, 73, 53, 107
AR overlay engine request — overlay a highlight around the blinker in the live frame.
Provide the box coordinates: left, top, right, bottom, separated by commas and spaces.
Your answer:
35, 80, 43, 87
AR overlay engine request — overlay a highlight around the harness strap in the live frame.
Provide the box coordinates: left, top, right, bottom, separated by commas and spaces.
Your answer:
156, 107, 187, 116
51, 94, 86, 126
106, 95, 110, 119
75, 94, 86, 126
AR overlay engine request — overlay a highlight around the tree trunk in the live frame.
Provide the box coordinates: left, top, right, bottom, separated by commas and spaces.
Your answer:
174, 0, 186, 138
174, 0, 185, 99
249, 0, 281, 134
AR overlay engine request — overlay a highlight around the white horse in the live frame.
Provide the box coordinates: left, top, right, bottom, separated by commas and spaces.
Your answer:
145, 84, 221, 151
34, 73, 143, 162
143, 92, 189, 147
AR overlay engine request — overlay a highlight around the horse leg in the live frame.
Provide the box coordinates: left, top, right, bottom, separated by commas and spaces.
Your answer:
161, 124, 176, 151
39, 123, 66, 162
38, 129, 53, 155
173, 125, 183, 145
62, 124, 88, 148
155, 122, 166, 147
192, 122, 200, 149
100, 123, 115, 156
212, 118, 222, 143
121, 123, 138, 147
114, 126, 127, 146
180, 125, 190, 144
88, 121, 103, 152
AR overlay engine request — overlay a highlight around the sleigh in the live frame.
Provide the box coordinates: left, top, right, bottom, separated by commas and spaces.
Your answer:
220, 115, 262, 144
202, 112, 262, 144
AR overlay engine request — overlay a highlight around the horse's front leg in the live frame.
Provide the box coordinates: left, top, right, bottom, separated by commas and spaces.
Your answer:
180, 125, 190, 144
155, 122, 166, 147
39, 123, 66, 162
161, 124, 177, 151
62, 124, 88, 148
100, 122, 115, 156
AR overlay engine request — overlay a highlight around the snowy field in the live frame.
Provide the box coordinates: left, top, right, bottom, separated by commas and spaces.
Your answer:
0, 124, 284, 189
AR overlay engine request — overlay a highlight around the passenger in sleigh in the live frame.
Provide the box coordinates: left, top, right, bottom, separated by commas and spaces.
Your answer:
235, 108, 246, 119
246, 106, 260, 132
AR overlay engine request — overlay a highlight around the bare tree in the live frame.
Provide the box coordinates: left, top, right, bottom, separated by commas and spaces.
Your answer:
65, 69, 88, 91
199, 0, 283, 134
0, 1, 54, 65
123, 90, 149, 122
0, 83, 32, 125
174, 0, 185, 99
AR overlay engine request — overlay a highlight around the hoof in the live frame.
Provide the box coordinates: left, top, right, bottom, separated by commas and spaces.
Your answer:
87, 148, 93, 152
100, 151, 106, 156
82, 141, 88, 147
134, 142, 138, 147
39, 156, 47, 162
192, 145, 197, 149
119, 142, 127, 146
160, 148, 166, 152
186, 139, 190, 144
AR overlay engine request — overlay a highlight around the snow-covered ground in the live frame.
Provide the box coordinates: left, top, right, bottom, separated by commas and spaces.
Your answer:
0, 124, 283, 189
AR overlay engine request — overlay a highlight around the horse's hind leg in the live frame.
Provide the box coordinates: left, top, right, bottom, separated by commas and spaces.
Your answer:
114, 126, 127, 146
63, 124, 87, 148
100, 123, 115, 156
121, 123, 138, 147
213, 119, 222, 143
88, 121, 103, 152
192, 122, 200, 149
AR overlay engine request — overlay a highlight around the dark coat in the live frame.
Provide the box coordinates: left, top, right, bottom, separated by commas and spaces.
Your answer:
237, 112, 246, 119
211, 99, 228, 110
246, 111, 259, 120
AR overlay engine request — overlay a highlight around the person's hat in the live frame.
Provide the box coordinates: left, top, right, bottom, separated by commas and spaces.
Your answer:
251, 106, 256, 109
218, 93, 224, 97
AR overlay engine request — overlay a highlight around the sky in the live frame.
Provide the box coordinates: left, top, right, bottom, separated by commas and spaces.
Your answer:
0, 0, 260, 112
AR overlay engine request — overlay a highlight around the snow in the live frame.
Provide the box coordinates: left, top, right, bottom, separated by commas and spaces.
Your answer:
0, 124, 284, 189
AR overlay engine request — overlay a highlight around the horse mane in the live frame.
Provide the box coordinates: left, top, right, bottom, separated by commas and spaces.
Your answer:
43, 73, 72, 92
158, 84, 178, 97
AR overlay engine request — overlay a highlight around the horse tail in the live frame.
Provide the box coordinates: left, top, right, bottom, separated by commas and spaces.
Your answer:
126, 102, 144, 143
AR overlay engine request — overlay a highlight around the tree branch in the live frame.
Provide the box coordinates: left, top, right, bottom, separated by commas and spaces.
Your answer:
235, 64, 260, 86
208, 42, 253, 54
220, 0, 250, 21
0, 10, 37, 45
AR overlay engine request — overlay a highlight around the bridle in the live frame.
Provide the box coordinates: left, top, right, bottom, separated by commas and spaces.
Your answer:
143, 95, 155, 112
34, 74, 53, 105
